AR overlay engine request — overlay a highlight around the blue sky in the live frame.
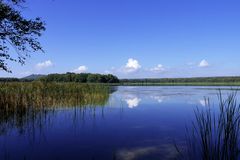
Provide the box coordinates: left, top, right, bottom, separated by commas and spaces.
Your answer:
1, 0, 240, 78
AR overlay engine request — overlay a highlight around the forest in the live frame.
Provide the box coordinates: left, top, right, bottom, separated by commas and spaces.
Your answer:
39, 73, 119, 83
0, 73, 120, 83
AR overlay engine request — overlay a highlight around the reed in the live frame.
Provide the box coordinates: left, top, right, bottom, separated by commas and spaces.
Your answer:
0, 82, 111, 135
176, 91, 240, 160
0, 82, 110, 108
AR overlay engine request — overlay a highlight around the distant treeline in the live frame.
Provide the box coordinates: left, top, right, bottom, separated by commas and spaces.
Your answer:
3, 76, 240, 84
39, 73, 119, 83
120, 76, 240, 84
0, 73, 119, 83
0, 78, 20, 82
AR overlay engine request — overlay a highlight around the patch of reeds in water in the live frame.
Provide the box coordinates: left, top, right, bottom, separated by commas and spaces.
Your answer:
0, 82, 110, 108
0, 82, 111, 135
176, 91, 240, 160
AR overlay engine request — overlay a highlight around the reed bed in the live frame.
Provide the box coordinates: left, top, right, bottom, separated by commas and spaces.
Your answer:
0, 82, 110, 135
0, 82, 110, 108
177, 91, 240, 160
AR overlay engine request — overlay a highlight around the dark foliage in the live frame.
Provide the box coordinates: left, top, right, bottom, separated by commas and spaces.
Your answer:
0, 77, 19, 82
0, 73, 119, 83
0, 0, 45, 72
39, 72, 120, 83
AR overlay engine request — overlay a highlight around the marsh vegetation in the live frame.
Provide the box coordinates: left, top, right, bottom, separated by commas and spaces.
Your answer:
0, 82, 111, 136
0, 82, 110, 108
177, 91, 240, 160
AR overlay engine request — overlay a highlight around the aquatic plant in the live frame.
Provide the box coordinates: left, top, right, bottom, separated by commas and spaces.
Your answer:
0, 82, 111, 135
0, 82, 110, 108
176, 91, 240, 160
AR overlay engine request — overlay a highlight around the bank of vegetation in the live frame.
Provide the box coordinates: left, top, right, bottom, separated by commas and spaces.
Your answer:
0, 73, 120, 83
120, 76, 240, 86
3, 75, 240, 86
39, 73, 119, 83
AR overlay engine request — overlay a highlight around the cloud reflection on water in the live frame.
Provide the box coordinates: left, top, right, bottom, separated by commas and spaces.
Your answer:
116, 144, 179, 160
125, 97, 141, 108
199, 99, 210, 107
150, 95, 166, 103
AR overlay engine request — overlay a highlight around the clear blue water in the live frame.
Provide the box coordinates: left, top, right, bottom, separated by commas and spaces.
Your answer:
0, 86, 239, 160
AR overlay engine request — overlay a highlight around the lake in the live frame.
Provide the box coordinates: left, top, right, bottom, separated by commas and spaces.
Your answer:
0, 86, 239, 160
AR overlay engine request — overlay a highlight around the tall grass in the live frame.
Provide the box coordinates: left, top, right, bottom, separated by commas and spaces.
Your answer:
177, 91, 240, 160
0, 82, 110, 135
0, 82, 110, 108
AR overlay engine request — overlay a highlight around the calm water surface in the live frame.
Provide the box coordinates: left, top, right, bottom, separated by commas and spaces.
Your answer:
0, 86, 239, 160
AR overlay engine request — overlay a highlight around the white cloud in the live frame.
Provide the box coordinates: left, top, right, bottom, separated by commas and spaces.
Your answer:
36, 60, 53, 70
125, 97, 141, 108
72, 65, 88, 73
104, 70, 111, 74
199, 59, 209, 67
123, 58, 141, 73
150, 64, 165, 72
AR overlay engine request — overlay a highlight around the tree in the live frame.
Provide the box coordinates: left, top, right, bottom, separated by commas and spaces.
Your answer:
87, 74, 100, 83
38, 73, 120, 83
0, 0, 45, 72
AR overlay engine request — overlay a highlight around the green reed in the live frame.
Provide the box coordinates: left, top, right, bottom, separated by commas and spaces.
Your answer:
0, 82, 111, 135
176, 91, 240, 160
0, 82, 110, 108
